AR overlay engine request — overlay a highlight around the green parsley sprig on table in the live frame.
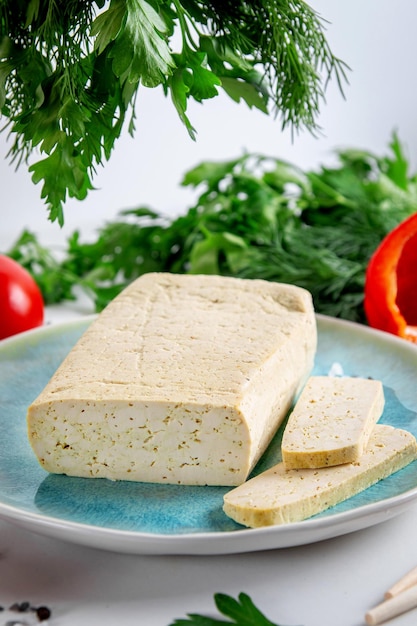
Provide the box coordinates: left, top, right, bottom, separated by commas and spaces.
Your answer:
168, 593, 291, 626
0, 0, 347, 225
6, 133, 417, 324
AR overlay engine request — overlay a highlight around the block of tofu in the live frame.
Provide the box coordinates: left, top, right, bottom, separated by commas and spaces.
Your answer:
281, 376, 385, 469
223, 425, 417, 527
27, 273, 317, 486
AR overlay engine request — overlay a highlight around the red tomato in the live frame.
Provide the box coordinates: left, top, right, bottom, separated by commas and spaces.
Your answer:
364, 212, 417, 343
0, 254, 44, 340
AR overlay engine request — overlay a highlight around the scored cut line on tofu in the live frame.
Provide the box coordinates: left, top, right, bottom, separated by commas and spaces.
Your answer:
281, 376, 385, 469
223, 424, 417, 528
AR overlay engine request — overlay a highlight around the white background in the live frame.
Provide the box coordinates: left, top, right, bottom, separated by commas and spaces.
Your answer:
2, 0, 417, 250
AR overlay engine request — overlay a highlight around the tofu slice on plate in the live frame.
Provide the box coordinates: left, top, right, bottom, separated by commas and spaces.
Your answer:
223, 424, 417, 527
281, 376, 385, 469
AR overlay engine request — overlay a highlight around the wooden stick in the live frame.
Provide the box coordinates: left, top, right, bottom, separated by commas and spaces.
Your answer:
384, 565, 417, 599
365, 585, 417, 625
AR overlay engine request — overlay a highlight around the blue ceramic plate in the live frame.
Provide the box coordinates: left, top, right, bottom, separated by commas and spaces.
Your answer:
0, 314, 416, 555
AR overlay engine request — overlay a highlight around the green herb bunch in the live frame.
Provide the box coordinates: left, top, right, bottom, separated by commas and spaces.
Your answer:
6, 134, 417, 323
168, 592, 286, 625
0, 0, 347, 224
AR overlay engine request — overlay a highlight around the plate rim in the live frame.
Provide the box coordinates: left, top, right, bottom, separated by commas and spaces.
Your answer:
1, 477, 417, 555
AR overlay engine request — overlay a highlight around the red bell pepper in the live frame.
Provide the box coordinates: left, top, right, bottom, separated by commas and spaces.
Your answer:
364, 212, 417, 343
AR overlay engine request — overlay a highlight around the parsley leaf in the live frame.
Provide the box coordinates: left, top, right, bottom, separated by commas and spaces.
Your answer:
168, 593, 288, 626
107, 0, 175, 88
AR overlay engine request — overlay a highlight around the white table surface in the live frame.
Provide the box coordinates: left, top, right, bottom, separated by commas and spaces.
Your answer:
1, 305, 417, 626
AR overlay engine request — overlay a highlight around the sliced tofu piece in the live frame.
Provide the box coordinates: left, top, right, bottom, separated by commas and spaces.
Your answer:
223, 424, 417, 527
27, 273, 316, 486
281, 376, 385, 469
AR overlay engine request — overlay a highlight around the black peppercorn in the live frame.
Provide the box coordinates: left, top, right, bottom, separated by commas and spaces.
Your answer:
35, 606, 51, 622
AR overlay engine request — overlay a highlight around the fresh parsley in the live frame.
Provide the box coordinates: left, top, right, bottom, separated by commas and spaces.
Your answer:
6, 134, 416, 323
0, 1, 348, 224
168, 592, 290, 626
